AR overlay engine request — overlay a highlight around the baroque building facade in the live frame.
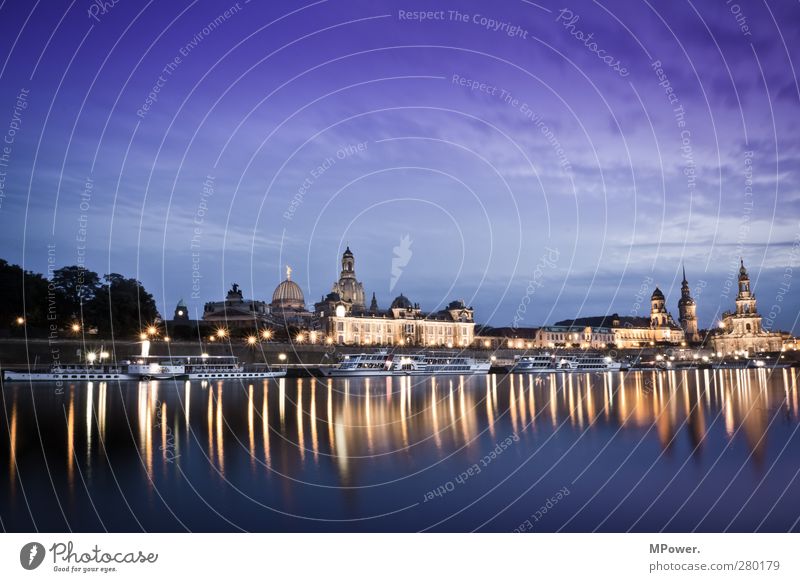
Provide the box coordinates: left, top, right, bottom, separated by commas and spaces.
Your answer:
611, 287, 685, 347
712, 260, 785, 353
201, 283, 269, 329
315, 248, 475, 346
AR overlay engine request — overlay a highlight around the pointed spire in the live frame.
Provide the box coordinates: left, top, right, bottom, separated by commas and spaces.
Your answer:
682, 263, 687, 284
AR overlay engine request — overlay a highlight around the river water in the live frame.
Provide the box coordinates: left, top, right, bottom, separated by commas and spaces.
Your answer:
2, 368, 799, 532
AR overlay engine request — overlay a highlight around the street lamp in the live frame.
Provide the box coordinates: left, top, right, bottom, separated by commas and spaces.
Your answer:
86, 352, 97, 364
246, 335, 257, 346
139, 333, 148, 341
71, 322, 81, 333
278, 353, 287, 362
146, 325, 158, 336
216, 327, 227, 339
15, 316, 24, 325
261, 329, 272, 340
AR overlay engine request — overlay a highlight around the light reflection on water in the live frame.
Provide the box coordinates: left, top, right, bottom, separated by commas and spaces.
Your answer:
1, 368, 799, 532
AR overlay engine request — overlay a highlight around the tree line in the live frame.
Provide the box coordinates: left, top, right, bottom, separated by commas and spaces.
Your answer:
0, 259, 159, 337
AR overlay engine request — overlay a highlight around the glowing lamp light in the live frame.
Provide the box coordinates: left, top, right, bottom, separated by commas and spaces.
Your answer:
326, 336, 334, 345
139, 333, 148, 341
216, 328, 227, 338
147, 325, 158, 336
163, 336, 170, 342
99, 351, 109, 360
278, 353, 287, 362
71, 323, 81, 332
201, 353, 209, 358
310, 331, 318, 343
295, 333, 305, 343
261, 329, 272, 340
86, 352, 97, 363
246, 335, 257, 346
15, 316, 24, 325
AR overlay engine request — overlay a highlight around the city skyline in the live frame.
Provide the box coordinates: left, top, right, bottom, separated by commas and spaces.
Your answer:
0, 1, 798, 332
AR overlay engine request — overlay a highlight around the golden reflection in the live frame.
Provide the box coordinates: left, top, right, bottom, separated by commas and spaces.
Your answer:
9, 393, 17, 494
509, 378, 519, 434
327, 380, 334, 455
448, 381, 457, 438
248, 385, 255, 468
458, 376, 470, 444
279, 377, 286, 430
432, 378, 442, 448
216, 383, 224, 474
310, 381, 319, 461
160, 402, 167, 464
528, 376, 536, 430
98, 381, 107, 443
484, 376, 495, 438
85, 382, 93, 463
364, 379, 373, 454
262, 382, 271, 467
145, 384, 154, 479
184, 380, 191, 427
111, 370, 800, 478
207, 385, 214, 465
296, 379, 305, 461
67, 388, 75, 489
400, 376, 409, 447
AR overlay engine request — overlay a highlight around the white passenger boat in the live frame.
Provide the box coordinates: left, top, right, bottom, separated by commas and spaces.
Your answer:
512, 352, 623, 373
2, 355, 286, 382
321, 350, 491, 377
125, 355, 286, 380
2, 363, 137, 382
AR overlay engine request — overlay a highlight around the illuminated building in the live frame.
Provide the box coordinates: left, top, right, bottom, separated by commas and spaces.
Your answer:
202, 283, 269, 329
711, 259, 786, 353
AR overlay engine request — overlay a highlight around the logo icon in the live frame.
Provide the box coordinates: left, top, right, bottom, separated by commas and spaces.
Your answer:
20, 542, 46, 570
390, 234, 413, 292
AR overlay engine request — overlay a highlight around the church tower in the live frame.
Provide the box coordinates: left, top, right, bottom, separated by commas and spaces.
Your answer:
735, 259, 757, 316
331, 246, 366, 311
725, 258, 762, 335
678, 266, 699, 342
650, 287, 668, 328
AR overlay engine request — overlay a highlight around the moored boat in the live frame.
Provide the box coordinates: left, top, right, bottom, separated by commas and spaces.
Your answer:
321, 350, 490, 377
512, 352, 623, 373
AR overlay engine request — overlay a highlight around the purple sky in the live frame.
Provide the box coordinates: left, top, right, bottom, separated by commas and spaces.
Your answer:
0, 0, 798, 332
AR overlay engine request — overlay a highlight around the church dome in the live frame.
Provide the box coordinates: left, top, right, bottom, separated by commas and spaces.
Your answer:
343, 246, 354, 257
391, 293, 413, 309
651, 287, 665, 300
272, 269, 305, 310
273, 280, 304, 304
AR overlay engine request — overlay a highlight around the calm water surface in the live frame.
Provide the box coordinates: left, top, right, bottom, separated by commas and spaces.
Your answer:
2, 369, 800, 532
